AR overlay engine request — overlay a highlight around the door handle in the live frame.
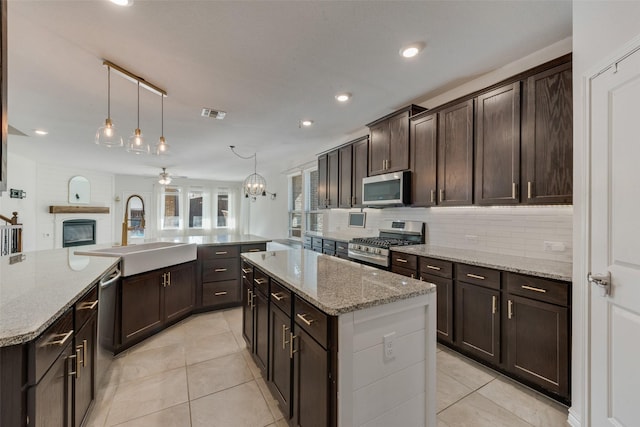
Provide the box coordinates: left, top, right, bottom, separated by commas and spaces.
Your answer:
588, 272, 611, 296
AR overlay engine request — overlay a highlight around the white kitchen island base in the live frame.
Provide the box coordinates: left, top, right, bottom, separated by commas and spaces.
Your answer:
338, 293, 437, 426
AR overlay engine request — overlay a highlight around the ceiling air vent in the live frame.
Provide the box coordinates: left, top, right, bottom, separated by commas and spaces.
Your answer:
201, 108, 226, 120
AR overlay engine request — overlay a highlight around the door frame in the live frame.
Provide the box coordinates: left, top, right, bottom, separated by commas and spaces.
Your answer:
572, 32, 640, 427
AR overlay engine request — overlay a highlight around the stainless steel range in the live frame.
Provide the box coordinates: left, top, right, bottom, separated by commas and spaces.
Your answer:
348, 219, 424, 268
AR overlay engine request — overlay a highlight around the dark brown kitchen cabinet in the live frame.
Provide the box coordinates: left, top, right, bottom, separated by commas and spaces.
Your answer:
367, 105, 426, 176
351, 136, 369, 207
505, 273, 570, 400
268, 303, 293, 418
121, 262, 195, 348
73, 314, 96, 427
438, 99, 474, 206
475, 82, 521, 205
410, 112, 438, 206
419, 257, 454, 344
241, 263, 255, 351
317, 150, 339, 209
198, 245, 240, 310
522, 61, 573, 204
338, 145, 352, 208
244, 268, 269, 376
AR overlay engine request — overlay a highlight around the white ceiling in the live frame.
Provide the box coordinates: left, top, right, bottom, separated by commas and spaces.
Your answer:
7, 0, 572, 182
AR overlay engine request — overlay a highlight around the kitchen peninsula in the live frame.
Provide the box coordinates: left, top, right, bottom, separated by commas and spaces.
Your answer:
241, 249, 437, 426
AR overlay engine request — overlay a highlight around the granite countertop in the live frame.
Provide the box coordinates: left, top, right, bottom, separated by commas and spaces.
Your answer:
242, 249, 435, 316
0, 249, 119, 347
158, 234, 270, 246
391, 245, 572, 281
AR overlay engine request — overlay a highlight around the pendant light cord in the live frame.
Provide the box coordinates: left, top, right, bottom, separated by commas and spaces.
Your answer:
136, 81, 140, 129
107, 67, 111, 119
161, 94, 164, 136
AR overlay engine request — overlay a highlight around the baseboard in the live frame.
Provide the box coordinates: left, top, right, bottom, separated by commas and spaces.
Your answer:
567, 408, 582, 427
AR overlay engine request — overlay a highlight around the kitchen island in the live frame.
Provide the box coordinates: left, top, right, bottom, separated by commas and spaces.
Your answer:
241, 249, 437, 427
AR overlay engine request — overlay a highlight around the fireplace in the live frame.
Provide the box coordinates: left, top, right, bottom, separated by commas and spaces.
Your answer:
62, 219, 96, 248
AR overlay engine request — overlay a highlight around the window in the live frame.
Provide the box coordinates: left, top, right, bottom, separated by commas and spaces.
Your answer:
305, 169, 323, 233
188, 188, 209, 229
160, 186, 182, 230
287, 169, 323, 239
288, 174, 302, 238
217, 190, 230, 228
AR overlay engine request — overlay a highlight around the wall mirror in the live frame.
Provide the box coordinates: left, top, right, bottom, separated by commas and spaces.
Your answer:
69, 176, 90, 204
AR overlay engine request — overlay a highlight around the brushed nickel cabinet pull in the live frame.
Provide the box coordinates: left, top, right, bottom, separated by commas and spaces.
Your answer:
289, 332, 298, 358
242, 268, 252, 274
396, 258, 408, 263
77, 300, 99, 310
492, 295, 497, 315
214, 268, 228, 272
430, 189, 435, 203
439, 189, 444, 202
296, 313, 315, 326
68, 353, 78, 378
214, 291, 228, 296
46, 330, 74, 346
254, 278, 267, 285
249, 249, 261, 252
215, 251, 228, 255
527, 181, 533, 199
246, 289, 252, 307
82, 339, 87, 367
76, 344, 84, 371
426, 265, 441, 271
508, 300, 513, 319
271, 292, 285, 301
168, 271, 171, 286
282, 324, 290, 350
521, 285, 547, 293
512, 182, 517, 199
419, 276, 424, 281
466, 273, 485, 280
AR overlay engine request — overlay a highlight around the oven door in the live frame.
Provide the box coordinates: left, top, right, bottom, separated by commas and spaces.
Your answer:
347, 244, 389, 268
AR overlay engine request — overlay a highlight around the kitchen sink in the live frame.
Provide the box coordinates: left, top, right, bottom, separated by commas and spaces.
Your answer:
75, 241, 197, 277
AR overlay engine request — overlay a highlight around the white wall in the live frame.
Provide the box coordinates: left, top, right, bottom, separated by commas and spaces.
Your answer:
0, 151, 37, 251
246, 169, 288, 239
572, 2, 640, 426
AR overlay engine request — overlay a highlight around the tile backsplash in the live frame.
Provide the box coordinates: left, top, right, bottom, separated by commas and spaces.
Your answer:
326, 205, 573, 263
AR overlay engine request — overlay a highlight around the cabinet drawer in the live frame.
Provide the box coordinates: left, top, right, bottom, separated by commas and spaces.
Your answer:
75, 285, 98, 330
241, 243, 267, 253
241, 261, 254, 285
32, 308, 74, 384
311, 237, 323, 250
391, 264, 416, 279
294, 296, 329, 349
322, 240, 336, 251
391, 253, 418, 270
202, 258, 239, 282
506, 273, 569, 307
303, 235, 312, 246
253, 268, 270, 295
456, 263, 501, 290
335, 241, 349, 253
198, 245, 239, 259
419, 257, 453, 279
202, 280, 240, 307
323, 249, 336, 257
270, 280, 292, 316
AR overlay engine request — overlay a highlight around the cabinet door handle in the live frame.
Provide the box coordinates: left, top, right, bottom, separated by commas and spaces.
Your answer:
242, 268, 252, 274
512, 182, 517, 199
254, 278, 267, 285
248, 249, 261, 252
430, 189, 435, 203
410, 273, 415, 279
76, 344, 84, 373
439, 189, 444, 202
395, 258, 408, 263
492, 295, 497, 315
426, 265, 441, 271
82, 339, 87, 367
214, 291, 228, 296
289, 332, 298, 359
296, 313, 315, 326
466, 273, 485, 280
77, 300, 98, 310
167, 272, 171, 286
68, 353, 78, 379
508, 300, 514, 319
521, 285, 547, 293
271, 292, 285, 301
282, 324, 290, 350
527, 181, 533, 199
46, 330, 74, 346
214, 268, 228, 272
419, 276, 424, 281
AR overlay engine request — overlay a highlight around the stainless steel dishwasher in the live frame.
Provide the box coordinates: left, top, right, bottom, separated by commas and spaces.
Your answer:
96, 263, 121, 388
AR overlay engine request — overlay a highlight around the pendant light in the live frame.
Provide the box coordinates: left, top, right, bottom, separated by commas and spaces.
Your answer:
126, 81, 150, 154
95, 66, 123, 147
154, 94, 170, 155
230, 146, 269, 201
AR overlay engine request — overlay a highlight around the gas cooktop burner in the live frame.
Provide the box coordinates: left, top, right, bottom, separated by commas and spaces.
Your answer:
351, 237, 413, 249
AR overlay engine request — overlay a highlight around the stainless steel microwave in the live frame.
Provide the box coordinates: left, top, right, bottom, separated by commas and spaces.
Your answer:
362, 171, 411, 207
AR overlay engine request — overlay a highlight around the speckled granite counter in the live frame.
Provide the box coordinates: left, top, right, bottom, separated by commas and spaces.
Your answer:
391, 245, 572, 281
242, 249, 435, 315
158, 234, 270, 246
0, 249, 119, 347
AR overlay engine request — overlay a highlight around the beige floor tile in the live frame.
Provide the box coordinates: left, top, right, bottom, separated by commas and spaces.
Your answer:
438, 393, 533, 427
184, 330, 240, 365
478, 376, 569, 427
437, 371, 474, 413
190, 381, 274, 427
240, 347, 264, 379
187, 352, 254, 400
128, 323, 187, 355
112, 403, 191, 427
85, 383, 118, 427
105, 367, 189, 426
256, 376, 287, 421
437, 348, 496, 390
180, 311, 230, 340
115, 343, 186, 384
222, 307, 243, 333
265, 419, 289, 427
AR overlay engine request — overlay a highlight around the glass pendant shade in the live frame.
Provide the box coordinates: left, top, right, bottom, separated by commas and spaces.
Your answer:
243, 172, 267, 198
95, 118, 123, 147
126, 128, 149, 154
155, 136, 170, 155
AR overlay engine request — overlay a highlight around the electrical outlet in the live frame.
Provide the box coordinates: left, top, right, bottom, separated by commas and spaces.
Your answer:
383, 332, 395, 362
544, 241, 566, 252
465, 234, 479, 244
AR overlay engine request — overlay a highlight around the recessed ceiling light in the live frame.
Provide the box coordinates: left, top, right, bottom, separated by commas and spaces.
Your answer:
34, 129, 48, 135
301, 120, 314, 127
400, 42, 425, 59
335, 93, 351, 103
110, 0, 133, 6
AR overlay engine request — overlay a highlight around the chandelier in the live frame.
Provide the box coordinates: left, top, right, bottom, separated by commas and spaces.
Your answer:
230, 146, 275, 201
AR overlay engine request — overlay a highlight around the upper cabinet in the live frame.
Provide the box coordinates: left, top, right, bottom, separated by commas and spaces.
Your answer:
437, 100, 474, 206
338, 145, 352, 208
522, 62, 573, 204
351, 136, 369, 207
317, 150, 339, 209
475, 82, 521, 205
367, 105, 426, 176
410, 112, 438, 207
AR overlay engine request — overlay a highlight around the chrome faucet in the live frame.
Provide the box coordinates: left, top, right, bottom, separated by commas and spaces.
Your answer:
122, 195, 146, 246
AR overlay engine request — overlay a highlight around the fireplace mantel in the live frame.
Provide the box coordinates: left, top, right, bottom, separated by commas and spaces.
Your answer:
49, 206, 110, 214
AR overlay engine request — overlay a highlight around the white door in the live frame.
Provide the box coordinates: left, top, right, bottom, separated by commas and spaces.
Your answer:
589, 45, 640, 426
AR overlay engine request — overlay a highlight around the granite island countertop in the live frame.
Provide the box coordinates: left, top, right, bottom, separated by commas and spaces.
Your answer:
157, 234, 270, 246
242, 248, 436, 316
391, 245, 572, 281
0, 248, 119, 347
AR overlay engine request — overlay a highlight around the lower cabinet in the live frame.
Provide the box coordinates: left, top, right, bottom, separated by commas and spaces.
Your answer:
74, 314, 97, 427
241, 264, 255, 351
253, 286, 269, 375
121, 261, 195, 349
30, 341, 73, 427
269, 304, 292, 418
